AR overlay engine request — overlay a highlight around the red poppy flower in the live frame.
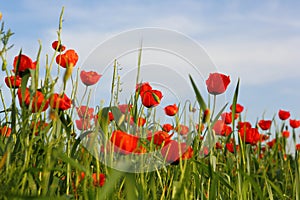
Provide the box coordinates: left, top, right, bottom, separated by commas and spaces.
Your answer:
31, 121, 49, 136
0, 12, 2, 21
226, 143, 239, 153
215, 142, 223, 149
56, 49, 79, 68
17, 88, 49, 113
164, 104, 178, 116
161, 140, 193, 164
92, 173, 106, 187
205, 72, 230, 95
282, 130, 290, 138
1, 126, 12, 137
221, 112, 232, 124
176, 124, 189, 135
230, 103, 244, 113
136, 82, 152, 96
110, 130, 139, 155
239, 127, 260, 145
278, 109, 290, 120
195, 124, 204, 132
13, 54, 36, 73
258, 120, 272, 130
52, 40, 66, 52
50, 93, 72, 110
202, 109, 211, 123
130, 116, 146, 127
108, 112, 114, 121
162, 123, 173, 132
141, 89, 163, 108
5, 76, 22, 88
147, 131, 173, 145
80, 70, 102, 86
118, 104, 132, 114
237, 121, 252, 131
259, 134, 269, 142
267, 139, 276, 149
76, 106, 94, 119
213, 120, 232, 136
76, 118, 91, 130
296, 144, 300, 151
289, 119, 300, 129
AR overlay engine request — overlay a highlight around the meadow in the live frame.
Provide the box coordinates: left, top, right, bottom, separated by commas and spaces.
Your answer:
0, 9, 300, 200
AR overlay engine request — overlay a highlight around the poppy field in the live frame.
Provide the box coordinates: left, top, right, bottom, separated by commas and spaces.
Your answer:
1, 10, 300, 200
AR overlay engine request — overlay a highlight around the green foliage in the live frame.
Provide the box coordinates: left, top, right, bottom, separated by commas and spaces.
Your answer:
0, 8, 299, 200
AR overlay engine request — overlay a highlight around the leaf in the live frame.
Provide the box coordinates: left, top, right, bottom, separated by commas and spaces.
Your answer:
110, 106, 126, 131
189, 75, 207, 111
231, 79, 240, 127
98, 107, 110, 136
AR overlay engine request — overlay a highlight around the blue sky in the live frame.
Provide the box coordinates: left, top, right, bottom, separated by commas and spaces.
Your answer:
2, 0, 300, 127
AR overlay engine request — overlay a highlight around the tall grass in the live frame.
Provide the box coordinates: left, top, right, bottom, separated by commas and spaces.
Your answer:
0, 8, 299, 200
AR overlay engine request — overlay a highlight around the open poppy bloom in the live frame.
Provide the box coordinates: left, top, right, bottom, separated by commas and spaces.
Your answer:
296, 144, 300, 151
118, 104, 132, 114
141, 89, 162, 108
278, 109, 290, 120
282, 130, 290, 138
110, 130, 139, 155
289, 119, 300, 129
147, 131, 173, 146
50, 93, 72, 110
230, 103, 244, 113
258, 120, 272, 130
175, 124, 189, 135
164, 104, 178, 116
221, 112, 232, 124
76, 106, 94, 119
17, 88, 49, 113
226, 142, 239, 153
205, 72, 230, 95
5, 76, 22, 88
130, 116, 146, 127
239, 127, 260, 145
30, 121, 49, 136
213, 120, 232, 136
76, 118, 92, 130
80, 70, 102, 86
13, 54, 36, 73
161, 140, 193, 164
162, 123, 174, 132
1, 126, 12, 137
92, 173, 106, 187
56, 49, 79, 68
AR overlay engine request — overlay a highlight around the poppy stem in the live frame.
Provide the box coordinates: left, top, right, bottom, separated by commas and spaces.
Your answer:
211, 95, 217, 119
79, 86, 88, 107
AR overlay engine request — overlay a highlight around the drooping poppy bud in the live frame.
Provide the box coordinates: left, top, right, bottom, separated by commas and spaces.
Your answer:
52, 40, 66, 52
141, 89, 163, 108
164, 104, 178, 116
56, 49, 79, 68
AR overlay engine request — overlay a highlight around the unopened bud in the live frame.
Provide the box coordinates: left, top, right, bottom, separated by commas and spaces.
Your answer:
202, 109, 210, 123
